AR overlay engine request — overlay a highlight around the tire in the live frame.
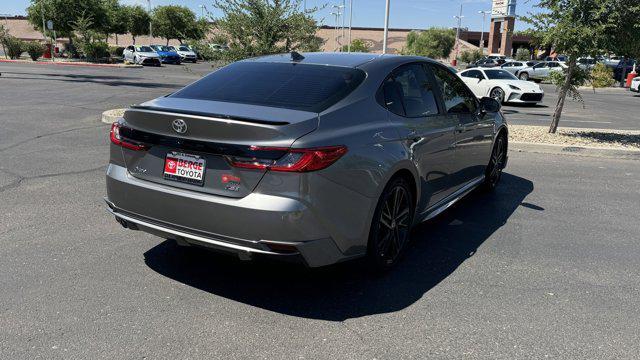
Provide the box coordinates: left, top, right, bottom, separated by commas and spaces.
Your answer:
482, 134, 507, 191
518, 72, 529, 81
490, 87, 506, 104
367, 176, 415, 271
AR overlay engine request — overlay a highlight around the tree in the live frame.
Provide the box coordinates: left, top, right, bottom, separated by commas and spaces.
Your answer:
126, 5, 150, 45
103, 0, 129, 44
26, 0, 107, 43
402, 28, 455, 59
152, 5, 198, 45
515, 47, 530, 61
212, 0, 321, 61
522, 0, 640, 133
341, 39, 369, 53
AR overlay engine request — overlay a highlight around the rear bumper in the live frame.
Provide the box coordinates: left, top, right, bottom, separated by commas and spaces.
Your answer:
105, 164, 352, 267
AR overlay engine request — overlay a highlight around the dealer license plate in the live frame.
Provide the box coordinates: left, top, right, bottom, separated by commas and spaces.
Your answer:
163, 151, 206, 186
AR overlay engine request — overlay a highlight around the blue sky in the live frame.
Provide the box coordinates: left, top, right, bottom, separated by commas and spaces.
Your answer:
1, 0, 539, 31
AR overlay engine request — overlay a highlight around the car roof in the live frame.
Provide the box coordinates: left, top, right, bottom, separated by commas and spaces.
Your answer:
244, 52, 437, 69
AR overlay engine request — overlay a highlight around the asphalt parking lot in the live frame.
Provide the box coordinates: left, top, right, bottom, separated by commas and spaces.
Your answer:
1, 62, 639, 359
503, 83, 639, 130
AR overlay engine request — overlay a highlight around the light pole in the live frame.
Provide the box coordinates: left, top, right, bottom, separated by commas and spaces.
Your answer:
341, 0, 346, 49
147, 0, 152, 45
347, 0, 353, 52
453, 4, 464, 62
330, 11, 341, 51
478, 10, 490, 55
382, 0, 390, 54
332, 4, 344, 51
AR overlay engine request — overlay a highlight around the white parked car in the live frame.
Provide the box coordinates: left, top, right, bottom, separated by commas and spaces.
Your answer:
123, 45, 161, 66
168, 45, 198, 63
515, 61, 567, 82
630, 76, 640, 93
458, 68, 545, 104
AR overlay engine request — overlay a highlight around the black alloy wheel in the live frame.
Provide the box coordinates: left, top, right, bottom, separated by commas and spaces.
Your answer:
483, 135, 507, 191
368, 177, 414, 270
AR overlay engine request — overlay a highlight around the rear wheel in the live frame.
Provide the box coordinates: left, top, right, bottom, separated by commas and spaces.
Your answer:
367, 177, 414, 271
518, 72, 529, 81
483, 134, 507, 191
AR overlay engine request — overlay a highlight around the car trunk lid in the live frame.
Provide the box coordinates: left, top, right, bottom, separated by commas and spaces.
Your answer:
118, 98, 318, 198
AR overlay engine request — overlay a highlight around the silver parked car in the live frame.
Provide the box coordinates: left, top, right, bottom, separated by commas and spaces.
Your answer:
500, 61, 538, 75
516, 61, 567, 81
123, 45, 161, 66
105, 53, 508, 270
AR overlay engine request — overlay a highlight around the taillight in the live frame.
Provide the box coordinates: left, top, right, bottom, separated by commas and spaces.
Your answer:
110, 122, 147, 151
226, 145, 347, 172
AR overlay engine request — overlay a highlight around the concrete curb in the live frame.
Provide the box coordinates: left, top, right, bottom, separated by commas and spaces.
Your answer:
511, 141, 640, 160
0, 59, 142, 68
101, 109, 126, 124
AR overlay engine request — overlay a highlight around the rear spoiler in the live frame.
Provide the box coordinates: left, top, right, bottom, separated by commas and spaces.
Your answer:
129, 105, 290, 126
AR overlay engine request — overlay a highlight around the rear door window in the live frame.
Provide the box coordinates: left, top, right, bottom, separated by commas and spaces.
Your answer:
170, 61, 366, 112
380, 63, 439, 117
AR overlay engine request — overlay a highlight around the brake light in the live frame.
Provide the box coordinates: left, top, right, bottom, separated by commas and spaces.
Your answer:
110, 122, 147, 151
226, 145, 347, 172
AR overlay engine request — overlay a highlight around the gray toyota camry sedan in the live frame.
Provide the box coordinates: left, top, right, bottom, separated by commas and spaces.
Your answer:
105, 52, 508, 270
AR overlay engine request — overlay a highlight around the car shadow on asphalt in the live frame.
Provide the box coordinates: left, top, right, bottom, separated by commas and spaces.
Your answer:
0, 71, 181, 89
143, 172, 535, 321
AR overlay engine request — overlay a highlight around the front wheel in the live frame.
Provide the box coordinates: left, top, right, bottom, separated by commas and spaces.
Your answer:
367, 177, 414, 271
490, 87, 505, 104
483, 135, 507, 191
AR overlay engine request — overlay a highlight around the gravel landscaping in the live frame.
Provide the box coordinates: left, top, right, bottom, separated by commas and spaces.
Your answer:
509, 125, 640, 150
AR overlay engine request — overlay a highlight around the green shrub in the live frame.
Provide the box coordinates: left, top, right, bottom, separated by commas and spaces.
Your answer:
459, 49, 483, 63
183, 40, 222, 61
82, 41, 110, 61
341, 39, 370, 53
515, 48, 531, 61
2, 36, 25, 59
589, 63, 615, 88
112, 46, 125, 57
25, 41, 45, 61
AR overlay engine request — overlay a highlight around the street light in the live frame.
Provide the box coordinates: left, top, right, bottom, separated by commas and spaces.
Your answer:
382, 0, 390, 54
478, 10, 491, 55
453, 4, 464, 61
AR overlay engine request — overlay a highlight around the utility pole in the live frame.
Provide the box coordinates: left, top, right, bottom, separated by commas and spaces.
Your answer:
382, 0, 390, 54
347, 0, 353, 52
478, 10, 490, 55
147, 0, 152, 45
453, 4, 464, 61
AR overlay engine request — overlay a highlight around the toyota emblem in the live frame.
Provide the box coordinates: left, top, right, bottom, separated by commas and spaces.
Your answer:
172, 119, 187, 134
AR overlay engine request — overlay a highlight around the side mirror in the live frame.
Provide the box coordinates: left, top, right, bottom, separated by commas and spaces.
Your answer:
480, 96, 501, 113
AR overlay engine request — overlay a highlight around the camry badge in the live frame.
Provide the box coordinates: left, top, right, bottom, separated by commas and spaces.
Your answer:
172, 119, 187, 134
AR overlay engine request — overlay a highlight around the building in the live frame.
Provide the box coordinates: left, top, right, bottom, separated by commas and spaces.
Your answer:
2, 16, 532, 59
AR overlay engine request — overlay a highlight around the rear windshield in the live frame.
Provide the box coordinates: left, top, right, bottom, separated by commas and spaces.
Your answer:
170, 61, 366, 112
